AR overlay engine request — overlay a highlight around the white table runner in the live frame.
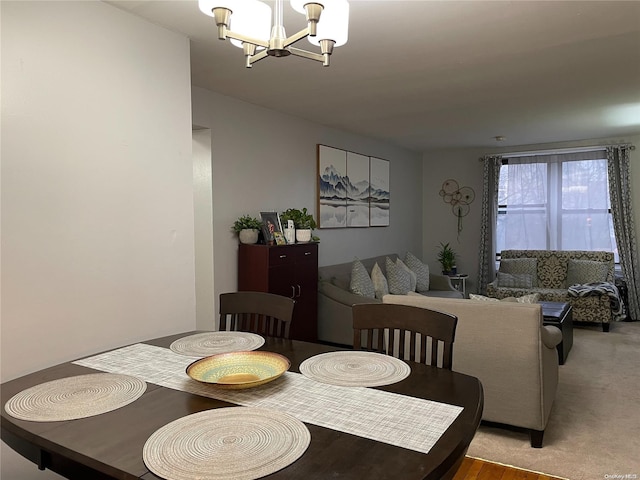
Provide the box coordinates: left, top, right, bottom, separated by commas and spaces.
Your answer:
74, 343, 463, 454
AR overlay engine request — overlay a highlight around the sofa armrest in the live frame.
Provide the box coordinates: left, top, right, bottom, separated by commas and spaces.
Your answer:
428, 274, 458, 292
542, 325, 562, 349
318, 281, 380, 307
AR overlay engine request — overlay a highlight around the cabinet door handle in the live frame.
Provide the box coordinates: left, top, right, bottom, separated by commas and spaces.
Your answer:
290, 286, 296, 299
280, 254, 287, 259
296, 285, 301, 298
304, 251, 311, 256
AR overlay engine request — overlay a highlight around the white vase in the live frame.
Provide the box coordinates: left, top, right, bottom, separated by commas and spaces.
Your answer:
238, 229, 259, 244
296, 229, 312, 243
284, 227, 296, 244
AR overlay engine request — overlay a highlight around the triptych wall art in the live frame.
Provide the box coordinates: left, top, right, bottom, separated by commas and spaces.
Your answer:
317, 144, 390, 228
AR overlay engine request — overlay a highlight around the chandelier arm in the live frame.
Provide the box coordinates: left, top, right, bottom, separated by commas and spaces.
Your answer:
281, 27, 311, 49
224, 30, 269, 49
247, 50, 270, 67
289, 47, 326, 64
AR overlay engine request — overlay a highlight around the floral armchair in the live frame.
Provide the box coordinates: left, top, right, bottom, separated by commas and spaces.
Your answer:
486, 250, 617, 331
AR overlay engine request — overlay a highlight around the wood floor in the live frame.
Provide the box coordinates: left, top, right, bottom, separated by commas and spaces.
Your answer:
453, 456, 568, 480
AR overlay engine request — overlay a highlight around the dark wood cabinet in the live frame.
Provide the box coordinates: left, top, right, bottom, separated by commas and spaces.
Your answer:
238, 243, 318, 342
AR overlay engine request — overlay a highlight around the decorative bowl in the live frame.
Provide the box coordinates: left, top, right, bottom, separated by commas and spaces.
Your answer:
186, 351, 290, 389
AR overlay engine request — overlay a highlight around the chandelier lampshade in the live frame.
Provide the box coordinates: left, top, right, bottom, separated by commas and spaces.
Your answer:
227, 1, 271, 49
290, 0, 349, 47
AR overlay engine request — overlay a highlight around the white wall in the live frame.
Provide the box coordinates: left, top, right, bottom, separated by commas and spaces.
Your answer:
192, 87, 423, 313
1, 2, 194, 476
422, 134, 640, 295
1, 0, 194, 381
193, 128, 215, 330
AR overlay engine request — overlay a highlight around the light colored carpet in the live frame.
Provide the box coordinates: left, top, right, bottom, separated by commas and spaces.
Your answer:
466, 321, 640, 480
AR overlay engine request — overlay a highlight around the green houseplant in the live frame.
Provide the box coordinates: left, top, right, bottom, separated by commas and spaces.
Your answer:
232, 214, 262, 244
280, 208, 317, 243
437, 242, 457, 275
280, 208, 317, 230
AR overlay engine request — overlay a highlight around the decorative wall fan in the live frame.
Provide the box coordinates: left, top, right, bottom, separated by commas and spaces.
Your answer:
439, 179, 475, 238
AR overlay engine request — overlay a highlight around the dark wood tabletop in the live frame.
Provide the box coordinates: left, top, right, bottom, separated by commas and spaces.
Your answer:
1, 331, 483, 480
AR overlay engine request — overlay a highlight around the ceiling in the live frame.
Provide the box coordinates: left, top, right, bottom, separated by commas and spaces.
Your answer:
107, 1, 640, 152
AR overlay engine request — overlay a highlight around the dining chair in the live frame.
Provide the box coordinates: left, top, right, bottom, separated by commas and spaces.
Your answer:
219, 291, 296, 339
352, 303, 458, 370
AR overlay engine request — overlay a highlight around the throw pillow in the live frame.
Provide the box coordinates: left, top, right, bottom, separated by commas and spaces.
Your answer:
371, 262, 389, 300
499, 258, 538, 287
566, 259, 609, 286
496, 272, 534, 289
396, 258, 417, 292
386, 257, 412, 295
350, 259, 375, 298
469, 293, 540, 303
404, 251, 430, 291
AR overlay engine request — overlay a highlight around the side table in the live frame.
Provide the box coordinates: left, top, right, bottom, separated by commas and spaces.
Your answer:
448, 274, 468, 298
540, 301, 573, 365
614, 276, 631, 321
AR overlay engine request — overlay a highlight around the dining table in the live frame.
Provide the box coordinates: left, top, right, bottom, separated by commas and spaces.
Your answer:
1, 331, 483, 480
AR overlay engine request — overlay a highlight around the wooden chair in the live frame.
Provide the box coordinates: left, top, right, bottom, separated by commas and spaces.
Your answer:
219, 291, 295, 339
352, 303, 458, 370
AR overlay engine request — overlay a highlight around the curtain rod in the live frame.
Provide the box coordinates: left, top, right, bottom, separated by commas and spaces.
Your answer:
485, 143, 635, 158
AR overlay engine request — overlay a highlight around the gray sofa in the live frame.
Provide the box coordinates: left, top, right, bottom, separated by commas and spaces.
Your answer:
318, 253, 463, 345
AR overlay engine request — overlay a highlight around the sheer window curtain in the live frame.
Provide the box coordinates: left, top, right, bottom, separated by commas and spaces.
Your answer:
607, 146, 639, 320
477, 156, 501, 294
498, 151, 615, 254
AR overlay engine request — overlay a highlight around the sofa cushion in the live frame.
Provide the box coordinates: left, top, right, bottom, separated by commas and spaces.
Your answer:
371, 262, 389, 300
404, 251, 430, 291
566, 259, 609, 286
396, 258, 417, 291
350, 259, 375, 298
499, 258, 538, 287
470, 293, 541, 303
386, 257, 412, 295
497, 272, 534, 289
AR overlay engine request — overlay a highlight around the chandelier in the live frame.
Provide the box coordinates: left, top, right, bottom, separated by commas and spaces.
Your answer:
198, 0, 349, 68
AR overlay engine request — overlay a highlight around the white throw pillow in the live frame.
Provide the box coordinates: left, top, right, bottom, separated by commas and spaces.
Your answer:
371, 262, 389, 300
469, 293, 540, 303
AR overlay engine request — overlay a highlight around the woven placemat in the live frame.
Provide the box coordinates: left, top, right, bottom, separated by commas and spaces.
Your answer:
143, 406, 310, 480
4, 373, 146, 422
169, 332, 265, 357
299, 351, 411, 387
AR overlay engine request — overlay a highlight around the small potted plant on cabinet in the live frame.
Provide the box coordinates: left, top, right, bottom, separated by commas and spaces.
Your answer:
281, 208, 317, 243
232, 214, 262, 244
437, 242, 457, 275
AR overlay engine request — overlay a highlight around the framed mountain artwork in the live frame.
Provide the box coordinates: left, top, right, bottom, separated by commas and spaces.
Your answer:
317, 144, 390, 229
318, 145, 347, 228
369, 157, 390, 226
346, 152, 370, 227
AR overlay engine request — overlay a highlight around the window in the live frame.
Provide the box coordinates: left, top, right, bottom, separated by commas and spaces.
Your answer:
496, 150, 618, 262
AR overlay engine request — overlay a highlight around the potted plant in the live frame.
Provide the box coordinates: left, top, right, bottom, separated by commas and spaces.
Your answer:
281, 208, 317, 243
437, 242, 457, 275
232, 214, 262, 244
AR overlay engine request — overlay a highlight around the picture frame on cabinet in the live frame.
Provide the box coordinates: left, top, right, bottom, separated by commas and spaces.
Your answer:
273, 231, 286, 245
260, 211, 282, 244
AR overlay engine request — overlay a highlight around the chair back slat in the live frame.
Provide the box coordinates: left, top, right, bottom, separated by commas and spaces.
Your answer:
219, 292, 295, 339
352, 303, 457, 370
420, 335, 427, 364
